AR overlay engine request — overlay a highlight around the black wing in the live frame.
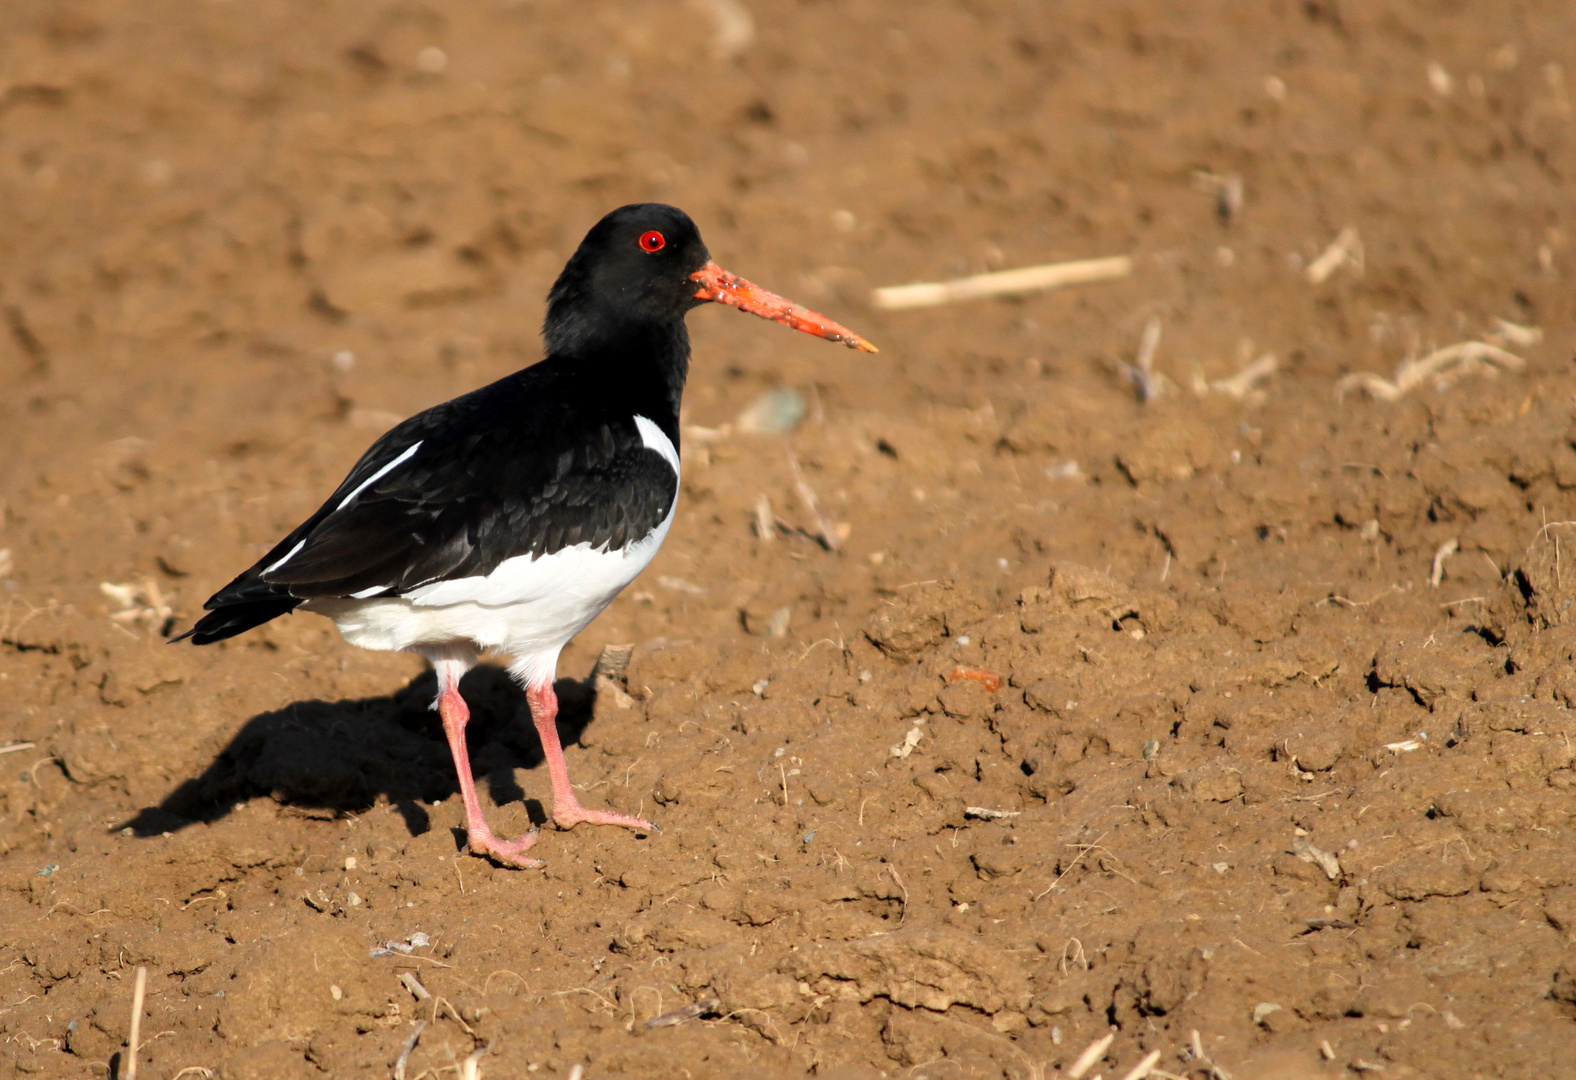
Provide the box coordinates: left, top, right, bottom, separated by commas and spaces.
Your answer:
176, 361, 679, 644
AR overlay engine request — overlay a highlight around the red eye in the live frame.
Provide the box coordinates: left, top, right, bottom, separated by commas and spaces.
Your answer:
638, 230, 666, 253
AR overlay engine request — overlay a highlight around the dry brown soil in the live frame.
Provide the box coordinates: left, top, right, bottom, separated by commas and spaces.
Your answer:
4, 2, 1576, 1078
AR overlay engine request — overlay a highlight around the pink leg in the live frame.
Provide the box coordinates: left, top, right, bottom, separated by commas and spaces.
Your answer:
527, 680, 656, 833
434, 663, 544, 869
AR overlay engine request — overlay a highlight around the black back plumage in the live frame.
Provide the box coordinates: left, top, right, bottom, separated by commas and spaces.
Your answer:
177, 204, 709, 645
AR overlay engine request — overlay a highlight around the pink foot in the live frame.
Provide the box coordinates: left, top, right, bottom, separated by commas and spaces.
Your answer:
463, 825, 545, 869
553, 800, 658, 833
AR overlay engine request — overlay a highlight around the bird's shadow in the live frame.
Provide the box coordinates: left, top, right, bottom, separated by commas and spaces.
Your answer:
119, 664, 597, 839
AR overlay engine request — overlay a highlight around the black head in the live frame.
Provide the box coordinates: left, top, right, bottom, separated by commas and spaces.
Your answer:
545, 203, 878, 363
544, 204, 711, 355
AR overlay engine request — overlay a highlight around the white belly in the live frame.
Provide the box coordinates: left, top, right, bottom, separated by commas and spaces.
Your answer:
303, 504, 673, 685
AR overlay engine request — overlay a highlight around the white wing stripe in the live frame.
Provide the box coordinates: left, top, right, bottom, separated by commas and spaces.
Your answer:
262, 538, 306, 575
335, 441, 422, 513
633, 415, 680, 480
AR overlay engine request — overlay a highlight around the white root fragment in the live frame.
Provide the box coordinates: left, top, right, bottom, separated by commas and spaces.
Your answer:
1429, 538, 1459, 587
1307, 226, 1363, 284
1487, 318, 1542, 348
871, 255, 1132, 310
1204, 353, 1278, 400
1336, 341, 1526, 401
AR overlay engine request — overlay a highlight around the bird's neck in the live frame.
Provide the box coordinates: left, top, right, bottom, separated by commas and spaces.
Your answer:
547, 311, 691, 423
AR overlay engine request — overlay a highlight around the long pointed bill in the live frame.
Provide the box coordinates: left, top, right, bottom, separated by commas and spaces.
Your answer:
691, 261, 878, 353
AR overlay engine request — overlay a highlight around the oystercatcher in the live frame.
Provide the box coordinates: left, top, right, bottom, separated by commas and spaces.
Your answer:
175, 204, 875, 867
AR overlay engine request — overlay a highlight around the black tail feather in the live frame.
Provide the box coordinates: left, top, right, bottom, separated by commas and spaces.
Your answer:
170, 597, 303, 645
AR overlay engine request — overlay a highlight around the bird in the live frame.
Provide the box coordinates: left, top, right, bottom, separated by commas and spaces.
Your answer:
173, 203, 876, 868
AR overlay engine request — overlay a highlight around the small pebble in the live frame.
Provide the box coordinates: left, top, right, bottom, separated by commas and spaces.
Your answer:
416, 46, 448, 74
736, 387, 806, 435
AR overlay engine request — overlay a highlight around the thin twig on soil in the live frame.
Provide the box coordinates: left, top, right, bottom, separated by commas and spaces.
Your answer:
126, 965, 147, 1080
1068, 1031, 1115, 1079
0, 741, 36, 755
871, 255, 1132, 310
1034, 830, 1112, 901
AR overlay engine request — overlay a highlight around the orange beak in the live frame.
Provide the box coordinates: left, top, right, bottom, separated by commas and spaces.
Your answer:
691, 261, 878, 353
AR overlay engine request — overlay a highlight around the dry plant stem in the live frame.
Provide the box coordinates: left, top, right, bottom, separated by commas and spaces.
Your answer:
0, 741, 36, 755
393, 1019, 425, 1080
1207, 353, 1277, 399
754, 494, 775, 542
1336, 341, 1526, 401
399, 972, 433, 1001
126, 965, 147, 1080
1117, 1049, 1163, 1080
1307, 225, 1362, 284
1068, 1031, 1115, 1079
1122, 316, 1165, 402
871, 255, 1132, 310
